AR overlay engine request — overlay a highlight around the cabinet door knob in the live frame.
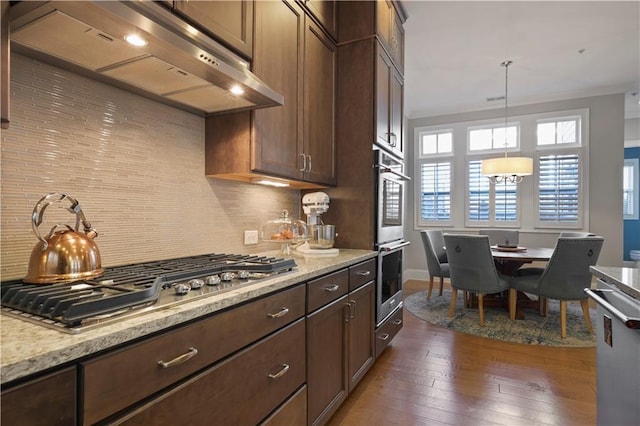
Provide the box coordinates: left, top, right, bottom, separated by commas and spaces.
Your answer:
267, 307, 290, 319
306, 155, 312, 173
378, 333, 390, 341
157, 347, 198, 369
356, 270, 371, 277
267, 363, 290, 379
392, 319, 403, 325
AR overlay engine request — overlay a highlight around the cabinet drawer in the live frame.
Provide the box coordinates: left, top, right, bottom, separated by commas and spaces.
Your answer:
260, 385, 307, 425
307, 269, 349, 313
349, 258, 376, 291
82, 284, 305, 425
117, 319, 306, 426
375, 305, 403, 358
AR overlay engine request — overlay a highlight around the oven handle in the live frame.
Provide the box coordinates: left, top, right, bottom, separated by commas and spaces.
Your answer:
374, 164, 411, 181
584, 289, 640, 329
379, 241, 411, 253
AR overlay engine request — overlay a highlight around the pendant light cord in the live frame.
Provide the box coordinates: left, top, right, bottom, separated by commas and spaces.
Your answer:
502, 60, 512, 159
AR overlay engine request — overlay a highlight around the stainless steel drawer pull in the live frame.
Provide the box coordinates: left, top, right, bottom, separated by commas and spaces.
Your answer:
356, 270, 371, 276
378, 333, 390, 341
157, 347, 198, 369
324, 284, 340, 292
392, 319, 403, 326
267, 307, 290, 319
268, 363, 290, 379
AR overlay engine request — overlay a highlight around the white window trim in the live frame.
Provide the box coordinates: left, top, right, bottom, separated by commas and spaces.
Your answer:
413, 108, 590, 232
414, 127, 454, 227
624, 158, 639, 220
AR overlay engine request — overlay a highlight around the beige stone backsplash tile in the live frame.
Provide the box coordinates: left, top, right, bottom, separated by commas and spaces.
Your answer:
1, 54, 300, 280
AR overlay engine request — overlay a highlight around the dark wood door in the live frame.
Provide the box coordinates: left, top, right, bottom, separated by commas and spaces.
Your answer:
303, 18, 337, 186
389, 66, 404, 158
347, 281, 375, 392
1, 367, 77, 426
253, 0, 304, 180
302, 0, 337, 40
375, 45, 391, 149
173, 0, 253, 58
306, 295, 348, 426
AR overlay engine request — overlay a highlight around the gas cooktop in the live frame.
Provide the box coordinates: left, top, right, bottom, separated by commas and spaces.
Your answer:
1, 253, 296, 334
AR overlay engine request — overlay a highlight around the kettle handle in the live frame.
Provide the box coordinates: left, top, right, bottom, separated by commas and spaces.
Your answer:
32, 193, 97, 248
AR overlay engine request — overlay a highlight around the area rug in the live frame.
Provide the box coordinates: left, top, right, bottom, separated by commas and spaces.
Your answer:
404, 289, 596, 347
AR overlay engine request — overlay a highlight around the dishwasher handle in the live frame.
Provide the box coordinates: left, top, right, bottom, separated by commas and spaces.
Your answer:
585, 288, 640, 329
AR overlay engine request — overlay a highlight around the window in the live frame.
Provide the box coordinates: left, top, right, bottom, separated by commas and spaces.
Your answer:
469, 124, 517, 151
535, 115, 584, 227
416, 130, 452, 225
624, 158, 639, 220
413, 109, 588, 231
537, 116, 579, 146
419, 162, 451, 223
468, 160, 518, 225
537, 153, 581, 224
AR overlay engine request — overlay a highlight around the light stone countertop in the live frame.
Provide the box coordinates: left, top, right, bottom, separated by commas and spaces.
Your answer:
1, 249, 377, 384
590, 266, 640, 300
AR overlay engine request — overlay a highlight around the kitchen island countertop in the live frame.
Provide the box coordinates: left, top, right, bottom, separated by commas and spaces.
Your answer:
590, 266, 640, 300
1, 249, 377, 384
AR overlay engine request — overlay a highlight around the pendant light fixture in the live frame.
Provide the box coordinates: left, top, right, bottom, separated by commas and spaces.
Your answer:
481, 60, 533, 184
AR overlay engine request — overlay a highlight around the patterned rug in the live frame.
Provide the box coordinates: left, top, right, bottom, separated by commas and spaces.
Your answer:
404, 289, 596, 347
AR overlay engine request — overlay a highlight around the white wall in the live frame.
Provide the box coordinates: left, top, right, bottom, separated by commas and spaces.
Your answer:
404, 93, 625, 279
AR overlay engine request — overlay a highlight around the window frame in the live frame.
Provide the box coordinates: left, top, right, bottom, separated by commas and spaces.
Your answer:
414, 128, 454, 227
624, 158, 639, 220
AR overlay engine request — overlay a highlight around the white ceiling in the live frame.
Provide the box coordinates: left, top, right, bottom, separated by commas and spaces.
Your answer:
402, 1, 640, 120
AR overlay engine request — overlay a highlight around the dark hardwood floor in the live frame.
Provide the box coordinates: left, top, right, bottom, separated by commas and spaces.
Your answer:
327, 280, 597, 426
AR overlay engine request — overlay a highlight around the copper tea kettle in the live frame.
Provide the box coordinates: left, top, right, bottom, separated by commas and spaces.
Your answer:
25, 193, 104, 284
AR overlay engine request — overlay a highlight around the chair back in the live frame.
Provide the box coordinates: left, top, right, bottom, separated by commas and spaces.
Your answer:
537, 237, 604, 300
558, 231, 595, 237
479, 229, 519, 247
443, 234, 509, 293
420, 230, 447, 275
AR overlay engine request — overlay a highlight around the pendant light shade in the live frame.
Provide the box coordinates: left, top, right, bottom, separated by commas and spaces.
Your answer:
481, 60, 533, 184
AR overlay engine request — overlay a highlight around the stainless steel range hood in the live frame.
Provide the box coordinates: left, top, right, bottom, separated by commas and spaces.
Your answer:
9, 1, 283, 116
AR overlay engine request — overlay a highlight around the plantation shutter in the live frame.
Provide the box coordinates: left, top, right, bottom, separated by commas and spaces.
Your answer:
420, 161, 451, 221
468, 160, 489, 221
495, 181, 517, 222
538, 154, 580, 223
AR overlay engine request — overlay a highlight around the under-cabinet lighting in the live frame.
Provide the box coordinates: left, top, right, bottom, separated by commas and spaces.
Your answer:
229, 85, 245, 96
250, 177, 290, 188
124, 34, 147, 47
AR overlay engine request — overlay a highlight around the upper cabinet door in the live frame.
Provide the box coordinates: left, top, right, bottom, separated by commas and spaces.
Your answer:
253, 0, 305, 181
173, 0, 254, 59
304, 19, 337, 186
375, 44, 403, 159
301, 0, 338, 40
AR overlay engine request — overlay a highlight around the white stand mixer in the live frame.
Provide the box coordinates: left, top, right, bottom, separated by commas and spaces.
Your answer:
298, 192, 339, 256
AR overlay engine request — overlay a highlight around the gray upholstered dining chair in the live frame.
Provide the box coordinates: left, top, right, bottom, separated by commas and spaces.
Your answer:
443, 234, 511, 325
559, 231, 596, 237
420, 230, 449, 300
508, 236, 604, 338
479, 229, 519, 247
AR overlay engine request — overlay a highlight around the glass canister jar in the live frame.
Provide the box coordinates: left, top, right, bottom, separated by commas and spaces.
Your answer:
260, 210, 308, 254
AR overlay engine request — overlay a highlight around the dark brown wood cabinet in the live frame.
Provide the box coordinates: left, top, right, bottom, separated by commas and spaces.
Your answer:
300, 0, 338, 40
169, 0, 253, 59
376, 43, 404, 159
117, 320, 306, 426
376, 0, 405, 72
375, 305, 404, 358
205, 0, 336, 188
306, 261, 375, 426
0, 367, 77, 426
82, 284, 305, 424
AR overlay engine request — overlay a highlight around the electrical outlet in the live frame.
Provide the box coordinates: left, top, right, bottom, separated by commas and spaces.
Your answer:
244, 230, 259, 245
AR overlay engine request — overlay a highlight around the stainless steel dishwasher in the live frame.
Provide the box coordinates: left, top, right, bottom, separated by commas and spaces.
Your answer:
586, 278, 640, 426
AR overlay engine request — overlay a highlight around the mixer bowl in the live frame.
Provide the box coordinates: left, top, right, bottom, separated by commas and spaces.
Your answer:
308, 225, 336, 249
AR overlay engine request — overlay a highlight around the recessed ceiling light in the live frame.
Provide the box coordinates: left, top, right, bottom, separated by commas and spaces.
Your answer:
124, 34, 147, 47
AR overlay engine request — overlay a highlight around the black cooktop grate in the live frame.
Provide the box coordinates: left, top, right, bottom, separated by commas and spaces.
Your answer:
1, 253, 296, 332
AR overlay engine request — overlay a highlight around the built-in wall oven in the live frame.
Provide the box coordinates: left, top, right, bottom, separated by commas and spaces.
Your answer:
374, 149, 410, 325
